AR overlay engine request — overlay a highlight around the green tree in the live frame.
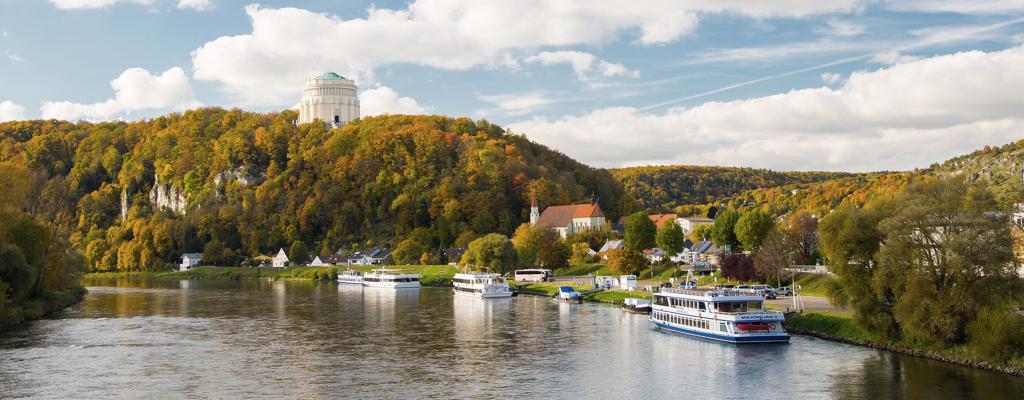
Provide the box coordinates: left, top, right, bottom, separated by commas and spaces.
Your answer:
735, 209, 774, 251
656, 221, 686, 254
879, 179, 1018, 345
202, 239, 225, 266
392, 239, 426, 265
624, 212, 656, 251
288, 241, 309, 266
690, 224, 712, 242
0, 242, 34, 300
569, 242, 594, 265
711, 210, 741, 251
461, 234, 518, 274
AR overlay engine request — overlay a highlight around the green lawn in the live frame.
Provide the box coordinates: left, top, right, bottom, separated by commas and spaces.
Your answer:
584, 289, 651, 304
784, 312, 877, 342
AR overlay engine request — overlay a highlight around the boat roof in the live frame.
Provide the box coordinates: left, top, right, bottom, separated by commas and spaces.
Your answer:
558, 286, 578, 292
454, 272, 501, 278
657, 287, 763, 302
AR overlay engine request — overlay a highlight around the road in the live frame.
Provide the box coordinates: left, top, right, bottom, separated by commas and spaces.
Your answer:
767, 294, 840, 314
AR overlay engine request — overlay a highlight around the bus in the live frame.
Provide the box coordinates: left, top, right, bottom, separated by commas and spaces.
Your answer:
514, 269, 552, 283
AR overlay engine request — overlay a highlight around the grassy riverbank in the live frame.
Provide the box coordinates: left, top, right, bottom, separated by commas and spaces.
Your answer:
785, 311, 1024, 375
85, 266, 458, 286
0, 287, 86, 333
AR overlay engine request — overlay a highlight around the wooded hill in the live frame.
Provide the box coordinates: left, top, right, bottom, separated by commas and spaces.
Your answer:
610, 165, 856, 211
708, 139, 1024, 216
0, 110, 633, 271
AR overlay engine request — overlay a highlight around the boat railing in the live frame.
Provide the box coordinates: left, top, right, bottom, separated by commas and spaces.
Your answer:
713, 309, 785, 316
660, 287, 754, 297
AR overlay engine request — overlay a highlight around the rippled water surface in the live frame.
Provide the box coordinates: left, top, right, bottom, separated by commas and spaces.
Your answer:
1, 279, 1022, 399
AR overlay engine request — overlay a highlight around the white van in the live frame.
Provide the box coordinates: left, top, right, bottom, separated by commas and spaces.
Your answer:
619, 275, 637, 290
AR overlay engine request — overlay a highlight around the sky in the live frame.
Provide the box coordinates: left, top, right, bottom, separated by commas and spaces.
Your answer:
2, 1, 1024, 172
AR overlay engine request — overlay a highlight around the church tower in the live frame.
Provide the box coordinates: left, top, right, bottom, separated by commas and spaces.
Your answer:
530, 193, 540, 225
298, 72, 360, 128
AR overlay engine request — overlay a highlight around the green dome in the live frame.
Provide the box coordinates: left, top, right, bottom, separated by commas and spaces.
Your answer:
315, 72, 346, 80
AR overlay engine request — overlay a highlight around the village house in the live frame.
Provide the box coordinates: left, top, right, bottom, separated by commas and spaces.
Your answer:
345, 248, 393, 266
309, 255, 328, 267
272, 248, 290, 268
532, 201, 606, 239
676, 216, 714, 235
179, 253, 203, 271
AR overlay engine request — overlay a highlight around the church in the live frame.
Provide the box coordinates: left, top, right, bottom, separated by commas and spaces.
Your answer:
530, 195, 606, 238
298, 72, 360, 128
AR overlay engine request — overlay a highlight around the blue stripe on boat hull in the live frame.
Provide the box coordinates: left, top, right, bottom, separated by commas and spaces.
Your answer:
652, 321, 790, 344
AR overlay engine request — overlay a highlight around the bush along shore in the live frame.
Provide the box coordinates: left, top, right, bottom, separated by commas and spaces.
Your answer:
0, 287, 86, 333
784, 312, 1024, 377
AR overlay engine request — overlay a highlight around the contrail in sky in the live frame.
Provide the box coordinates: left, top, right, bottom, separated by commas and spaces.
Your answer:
640, 17, 1024, 112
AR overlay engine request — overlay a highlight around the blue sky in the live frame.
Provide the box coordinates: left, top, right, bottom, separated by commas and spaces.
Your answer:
2, 0, 1024, 171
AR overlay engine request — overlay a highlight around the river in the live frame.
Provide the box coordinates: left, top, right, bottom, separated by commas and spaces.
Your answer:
1, 279, 1021, 399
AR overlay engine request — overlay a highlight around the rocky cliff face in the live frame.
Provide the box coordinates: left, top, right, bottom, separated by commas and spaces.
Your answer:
214, 167, 263, 189
149, 174, 188, 214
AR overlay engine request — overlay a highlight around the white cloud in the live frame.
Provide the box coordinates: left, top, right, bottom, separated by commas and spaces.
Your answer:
887, 0, 1024, 14
49, 0, 153, 9
40, 67, 201, 121
524, 51, 638, 82
5, 52, 25, 62
818, 19, 865, 36
820, 72, 842, 84
177, 0, 211, 11
510, 45, 1024, 172
191, 1, 861, 106
359, 86, 427, 116
0, 100, 26, 122
477, 92, 557, 117
871, 51, 921, 64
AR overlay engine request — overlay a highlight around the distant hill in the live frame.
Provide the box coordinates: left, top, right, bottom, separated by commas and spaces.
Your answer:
0, 110, 633, 271
610, 165, 856, 212
707, 139, 1024, 216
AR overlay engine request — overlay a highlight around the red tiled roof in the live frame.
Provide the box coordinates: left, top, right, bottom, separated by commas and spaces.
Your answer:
649, 213, 678, 229
537, 203, 604, 227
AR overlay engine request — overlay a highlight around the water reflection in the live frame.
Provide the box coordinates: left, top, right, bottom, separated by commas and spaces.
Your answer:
0, 279, 1021, 399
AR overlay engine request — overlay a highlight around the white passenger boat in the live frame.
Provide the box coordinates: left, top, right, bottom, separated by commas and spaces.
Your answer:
452, 272, 514, 298
336, 269, 364, 285
361, 269, 421, 289
650, 287, 790, 344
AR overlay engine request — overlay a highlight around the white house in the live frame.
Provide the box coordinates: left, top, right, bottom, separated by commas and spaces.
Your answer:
179, 253, 203, 271
676, 216, 714, 235
309, 256, 328, 267
645, 248, 668, 263
272, 248, 290, 268
534, 202, 606, 238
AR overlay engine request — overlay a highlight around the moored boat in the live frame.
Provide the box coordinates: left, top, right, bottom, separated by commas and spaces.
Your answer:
650, 287, 789, 344
553, 286, 583, 303
362, 268, 421, 288
622, 298, 651, 314
452, 272, 514, 298
336, 269, 364, 285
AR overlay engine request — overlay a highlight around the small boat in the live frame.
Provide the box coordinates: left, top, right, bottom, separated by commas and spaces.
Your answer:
362, 268, 421, 289
336, 269, 364, 285
650, 287, 790, 344
622, 298, 651, 314
553, 286, 583, 303
453, 272, 514, 298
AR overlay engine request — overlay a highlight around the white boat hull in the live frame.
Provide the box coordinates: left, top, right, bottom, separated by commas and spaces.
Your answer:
363, 281, 421, 289
453, 288, 513, 298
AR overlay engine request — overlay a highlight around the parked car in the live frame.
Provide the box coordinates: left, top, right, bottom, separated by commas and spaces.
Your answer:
761, 289, 777, 300
775, 286, 793, 296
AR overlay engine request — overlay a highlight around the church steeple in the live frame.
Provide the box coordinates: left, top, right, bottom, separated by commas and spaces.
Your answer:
530, 192, 540, 225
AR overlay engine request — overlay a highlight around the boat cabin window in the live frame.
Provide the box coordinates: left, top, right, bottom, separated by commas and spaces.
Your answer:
715, 301, 763, 312
654, 296, 669, 306
698, 302, 707, 311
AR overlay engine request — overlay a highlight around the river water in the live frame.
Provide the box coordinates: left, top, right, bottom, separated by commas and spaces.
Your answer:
1, 279, 1021, 399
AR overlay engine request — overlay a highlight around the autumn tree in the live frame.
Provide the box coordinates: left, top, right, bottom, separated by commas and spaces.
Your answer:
461, 233, 518, 274
606, 248, 647, 275
690, 224, 712, 242
288, 241, 309, 266
511, 224, 569, 269
752, 229, 792, 287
